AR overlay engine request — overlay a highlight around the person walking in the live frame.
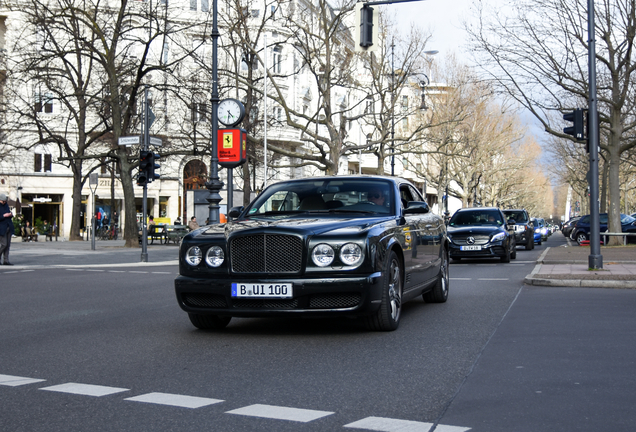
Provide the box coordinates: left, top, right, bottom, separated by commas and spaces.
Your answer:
0, 193, 15, 265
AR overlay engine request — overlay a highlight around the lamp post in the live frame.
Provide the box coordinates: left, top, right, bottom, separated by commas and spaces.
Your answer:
206, 0, 223, 224
390, 39, 395, 176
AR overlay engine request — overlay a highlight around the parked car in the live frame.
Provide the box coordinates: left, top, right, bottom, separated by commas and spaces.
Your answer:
446, 207, 517, 262
530, 218, 543, 245
174, 176, 450, 331
571, 213, 636, 245
502, 209, 534, 250
561, 216, 581, 238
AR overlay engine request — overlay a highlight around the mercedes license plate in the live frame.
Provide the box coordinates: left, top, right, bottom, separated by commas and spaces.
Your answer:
460, 245, 482, 251
231, 283, 293, 298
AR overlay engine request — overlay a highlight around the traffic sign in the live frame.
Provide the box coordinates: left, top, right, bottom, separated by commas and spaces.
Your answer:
149, 136, 162, 147
118, 136, 140, 146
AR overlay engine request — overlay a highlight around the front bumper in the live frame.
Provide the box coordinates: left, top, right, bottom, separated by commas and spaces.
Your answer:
175, 273, 383, 318
448, 242, 507, 259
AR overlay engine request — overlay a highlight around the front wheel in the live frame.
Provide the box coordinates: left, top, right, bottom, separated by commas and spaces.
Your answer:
365, 250, 402, 331
188, 313, 231, 330
424, 249, 449, 303
501, 247, 511, 263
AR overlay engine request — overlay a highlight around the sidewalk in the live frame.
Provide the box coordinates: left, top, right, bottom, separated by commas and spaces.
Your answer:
524, 240, 636, 288
5, 236, 179, 268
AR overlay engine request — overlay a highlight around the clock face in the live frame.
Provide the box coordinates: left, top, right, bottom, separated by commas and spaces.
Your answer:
218, 99, 245, 126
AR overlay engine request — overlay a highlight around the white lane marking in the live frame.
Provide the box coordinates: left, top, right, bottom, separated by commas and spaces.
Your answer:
450, 278, 472, 281
86, 270, 105, 272
0, 374, 46, 387
108, 270, 126, 273
66, 269, 84, 271
129, 271, 149, 274
478, 278, 509, 281
125, 392, 223, 408
344, 416, 433, 431
40, 383, 129, 397
433, 425, 472, 432
226, 404, 334, 422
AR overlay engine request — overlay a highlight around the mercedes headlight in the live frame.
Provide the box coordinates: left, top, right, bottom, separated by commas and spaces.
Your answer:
491, 232, 506, 242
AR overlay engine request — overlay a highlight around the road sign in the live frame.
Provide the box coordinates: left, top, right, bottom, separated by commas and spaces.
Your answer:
149, 136, 162, 147
118, 136, 140, 146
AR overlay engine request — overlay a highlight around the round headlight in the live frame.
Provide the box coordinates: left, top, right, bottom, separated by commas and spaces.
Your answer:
340, 243, 362, 266
205, 246, 225, 267
185, 246, 202, 266
312, 244, 335, 267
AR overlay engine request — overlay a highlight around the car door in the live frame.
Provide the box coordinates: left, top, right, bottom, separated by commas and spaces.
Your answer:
399, 184, 437, 290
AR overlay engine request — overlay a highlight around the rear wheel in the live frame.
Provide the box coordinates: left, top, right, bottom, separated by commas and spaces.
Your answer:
188, 313, 231, 330
576, 231, 588, 245
365, 251, 402, 331
423, 249, 449, 303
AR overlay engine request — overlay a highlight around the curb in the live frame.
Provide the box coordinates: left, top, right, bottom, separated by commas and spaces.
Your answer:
524, 276, 636, 289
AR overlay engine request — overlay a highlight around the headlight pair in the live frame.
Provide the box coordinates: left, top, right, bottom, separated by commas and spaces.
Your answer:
311, 243, 363, 268
185, 245, 224, 267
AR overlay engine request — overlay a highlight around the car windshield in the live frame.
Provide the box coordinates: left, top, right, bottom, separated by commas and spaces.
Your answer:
503, 210, 528, 223
449, 210, 503, 226
245, 178, 395, 217
621, 214, 636, 224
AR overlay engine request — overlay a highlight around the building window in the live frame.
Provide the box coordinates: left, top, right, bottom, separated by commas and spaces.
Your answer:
271, 5, 276, 18
251, 9, 260, 17
402, 95, 408, 111
190, 0, 196, 11
402, 117, 408, 128
201, 0, 208, 12
34, 153, 52, 172
35, 92, 53, 113
273, 45, 282, 73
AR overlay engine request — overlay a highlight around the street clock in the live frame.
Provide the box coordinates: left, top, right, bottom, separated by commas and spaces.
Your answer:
218, 98, 246, 127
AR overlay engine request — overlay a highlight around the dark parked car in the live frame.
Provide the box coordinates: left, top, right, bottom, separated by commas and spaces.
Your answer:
561, 216, 581, 238
571, 213, 636, 245
502, 209, 534, 250
447, 207, 517, 262
174, 176, 449, 331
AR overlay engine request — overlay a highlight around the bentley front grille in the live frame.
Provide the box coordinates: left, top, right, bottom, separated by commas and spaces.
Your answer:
230, 234, 303, 273
183, 293, 228, 309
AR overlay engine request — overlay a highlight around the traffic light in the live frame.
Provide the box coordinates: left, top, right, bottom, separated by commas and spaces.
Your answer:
360, 5, 374, 48
137, 150, 151, 186
563, 108, 585, 141
148, 152, 160, 182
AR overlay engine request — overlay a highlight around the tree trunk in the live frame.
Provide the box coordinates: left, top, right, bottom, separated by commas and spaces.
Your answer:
607, 146, 623, 246
68, 163, 84, 241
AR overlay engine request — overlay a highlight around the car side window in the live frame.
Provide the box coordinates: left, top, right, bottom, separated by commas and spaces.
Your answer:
399, 186, 415, 209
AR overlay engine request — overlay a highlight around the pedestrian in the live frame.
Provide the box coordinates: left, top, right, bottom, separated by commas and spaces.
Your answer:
112, 211, 119, 240
188, 216, 199, 231
174, 217, 182, 225
148, 215, 156, 226
42, 220, 53, 241
0, 192, 15, 265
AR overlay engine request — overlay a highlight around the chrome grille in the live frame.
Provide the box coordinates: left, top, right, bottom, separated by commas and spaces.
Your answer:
309, 293, 361, 309
451, 235, 490, 245
230, 234, 303, 273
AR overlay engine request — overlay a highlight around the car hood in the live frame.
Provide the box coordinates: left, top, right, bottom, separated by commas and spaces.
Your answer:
447, 225, 504, 236
190, 215, 394, 239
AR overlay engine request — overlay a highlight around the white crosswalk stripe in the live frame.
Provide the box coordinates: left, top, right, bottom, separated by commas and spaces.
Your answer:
226, 403, 334, 422
125, 392, 223, 408
0, 374, 46, 387
39, 383, 129, 397
344, 416, 433, 431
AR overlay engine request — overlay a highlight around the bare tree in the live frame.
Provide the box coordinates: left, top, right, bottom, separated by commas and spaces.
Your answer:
468, 0, 636, 244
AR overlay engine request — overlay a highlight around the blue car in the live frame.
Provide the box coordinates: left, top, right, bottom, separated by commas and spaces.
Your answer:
571, 213, 636, 245
531, 218, 543, 245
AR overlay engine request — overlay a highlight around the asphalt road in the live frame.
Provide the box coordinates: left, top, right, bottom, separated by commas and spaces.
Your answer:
1, 233, 635, 431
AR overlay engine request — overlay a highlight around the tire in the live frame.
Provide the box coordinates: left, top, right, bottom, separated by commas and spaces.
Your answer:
501, 247, 511, 263
511, 247, 517, 260
423, 249, 449, 303
365, 250, 402, 331
525, 234, 533, 250
576, 232, 588, 245
188, 313, 231, 330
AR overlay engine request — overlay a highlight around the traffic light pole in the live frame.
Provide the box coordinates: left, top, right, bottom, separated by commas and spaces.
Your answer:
587, 0, 602, 269
141, 87, 150, 263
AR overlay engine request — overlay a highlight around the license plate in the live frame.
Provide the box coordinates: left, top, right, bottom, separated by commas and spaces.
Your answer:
460, 245, 482, 251
231, 283, 293, 298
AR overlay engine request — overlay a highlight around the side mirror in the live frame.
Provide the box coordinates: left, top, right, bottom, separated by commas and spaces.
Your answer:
228, 206, 244, 219
403, 201, 430, 214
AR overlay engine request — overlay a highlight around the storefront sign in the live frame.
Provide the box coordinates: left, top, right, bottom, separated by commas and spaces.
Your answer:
218, 128, 247, 168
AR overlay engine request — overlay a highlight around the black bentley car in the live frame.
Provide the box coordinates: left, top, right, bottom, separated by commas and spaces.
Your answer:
174, 176, 449, 331
447, 207, 517, 262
